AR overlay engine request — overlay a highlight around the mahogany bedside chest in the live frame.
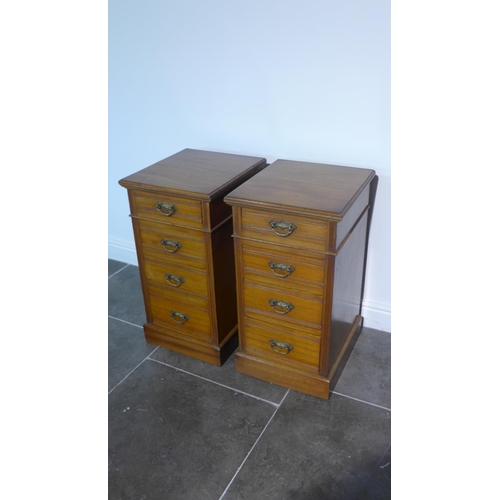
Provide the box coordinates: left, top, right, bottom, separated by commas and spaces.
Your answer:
224, 159, 378, 399
119, 148, 267, 366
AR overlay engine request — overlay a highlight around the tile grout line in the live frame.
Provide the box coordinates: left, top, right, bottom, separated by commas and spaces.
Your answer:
108, 346, 160, 395
109, 342, 390, 412
218, 389, 290, 500
330, 390, 391, 411
108, 315, 143, 329
148, 358, 280, 408
108, 263, 130, 279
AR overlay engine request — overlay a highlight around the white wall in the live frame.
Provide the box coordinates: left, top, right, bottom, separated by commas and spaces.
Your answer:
108, 0, 391, 331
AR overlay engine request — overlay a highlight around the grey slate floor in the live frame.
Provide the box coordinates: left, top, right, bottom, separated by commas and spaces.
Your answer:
108, 259, 391, 499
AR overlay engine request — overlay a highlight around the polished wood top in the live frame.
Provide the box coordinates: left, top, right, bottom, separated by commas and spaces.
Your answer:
224, 159, 375, 220
119, 148, 267, 200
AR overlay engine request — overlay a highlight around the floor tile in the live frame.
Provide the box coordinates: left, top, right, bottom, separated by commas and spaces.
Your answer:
355, 446, 391, 499
108, 360, 277, 500
334, 327, 391, 409
108, 259, 128, 278
222, 391, 391, 500
150, 348, 288, 405
108, 317, 157, 392
108, 264, 147, 326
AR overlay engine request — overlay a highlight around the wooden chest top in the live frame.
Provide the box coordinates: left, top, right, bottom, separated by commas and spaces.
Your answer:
224, 159, 376, 221
118, 148, 267, 201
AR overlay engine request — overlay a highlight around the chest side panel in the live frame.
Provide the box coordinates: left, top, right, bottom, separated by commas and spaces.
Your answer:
329, 212, 369, 367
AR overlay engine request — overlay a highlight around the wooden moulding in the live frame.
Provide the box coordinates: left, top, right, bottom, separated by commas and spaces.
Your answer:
144, 323, 239, 367
235, 314, 364, 400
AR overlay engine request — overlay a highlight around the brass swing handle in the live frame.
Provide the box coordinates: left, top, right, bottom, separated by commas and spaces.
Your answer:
165, 274, 185, 287
160, 239, 182, 253
170, 310, 189, 324
156, 202, 177, 216
269, 299, 295, 315
269, 339, 294, 355
268, 261, 296, 278
269, 219, 297, 237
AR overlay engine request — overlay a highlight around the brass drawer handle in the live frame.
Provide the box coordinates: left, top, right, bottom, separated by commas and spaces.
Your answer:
268, 261, 296, 278
161, 239, 182, 253
269, 339, 294, 355
269, 299, 295, 315
156, 202, 177, 216
165, 274, 185, 287
269, 219, 297, 237
170, 310, 189, 324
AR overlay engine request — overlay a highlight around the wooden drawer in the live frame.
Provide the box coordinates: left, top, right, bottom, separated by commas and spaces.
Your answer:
240, 209, 329, 253
143, 259, 208, 297
138, 219, 207, 271
148, 287, 211, 339
241, 241, 325, 296
147, 281, 210, 308
244, 320, 320, 372
131, 190, 204, 229
243, 282, 323, 336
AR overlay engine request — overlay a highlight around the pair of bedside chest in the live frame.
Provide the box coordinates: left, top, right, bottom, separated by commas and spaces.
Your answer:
119, 148, 377, 400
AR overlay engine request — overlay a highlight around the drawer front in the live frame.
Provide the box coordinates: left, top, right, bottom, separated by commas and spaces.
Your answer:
148, 287, 211, 339
143, 260, 208, 297
138, 219, 207, 271
131, 191, 204, 229
243, 282, 323, 336
147, 282, 209, 308
243, 320, 320, 372
240, 209, 329, 253
241, 241, 325, 296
